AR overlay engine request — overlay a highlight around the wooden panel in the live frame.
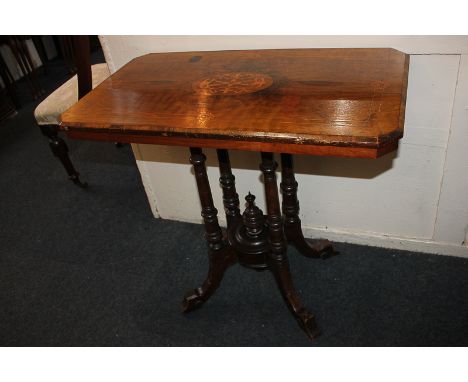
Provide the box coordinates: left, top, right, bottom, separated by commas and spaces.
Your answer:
60, 48, 409, 157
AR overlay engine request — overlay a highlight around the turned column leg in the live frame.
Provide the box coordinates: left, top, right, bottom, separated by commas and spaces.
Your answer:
40, 125, 87, 187
280, 153, 337, 259
217, 149, 241, 228
260, 152, 320, 340
182, 148, 237, 313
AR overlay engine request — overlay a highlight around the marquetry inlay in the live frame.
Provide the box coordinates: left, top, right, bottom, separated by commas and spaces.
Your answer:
192, 72, 273, 96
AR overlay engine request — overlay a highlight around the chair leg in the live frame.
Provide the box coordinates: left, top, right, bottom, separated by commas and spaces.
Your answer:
40, 125, 87, 188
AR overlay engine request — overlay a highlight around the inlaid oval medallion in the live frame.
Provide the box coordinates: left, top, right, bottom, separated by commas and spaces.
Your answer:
193, 72, 273, 96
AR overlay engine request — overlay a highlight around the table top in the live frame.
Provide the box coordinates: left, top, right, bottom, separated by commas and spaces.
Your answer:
60, 48, 409, 158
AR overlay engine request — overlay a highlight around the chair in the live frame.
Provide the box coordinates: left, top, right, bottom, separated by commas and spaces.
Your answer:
0, 87, 17, 123
31, 36, 50, 76
0, 48, 20, 110
0, 36, 44, 101
56, 36, 77, 74
34, 36, 110, 187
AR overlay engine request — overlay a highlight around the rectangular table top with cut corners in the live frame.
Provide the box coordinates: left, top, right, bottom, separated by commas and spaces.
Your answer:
60, 48, 409, 158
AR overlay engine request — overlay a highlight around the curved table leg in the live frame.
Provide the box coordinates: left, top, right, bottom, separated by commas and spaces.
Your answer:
183, 246, 237, 313
270, 254, 321, 340
261, 152, 320, 340
280, 153, 338, 259
183, 148, 236, 313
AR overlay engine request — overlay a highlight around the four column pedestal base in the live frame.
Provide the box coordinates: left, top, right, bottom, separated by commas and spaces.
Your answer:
182, 148, 338, 341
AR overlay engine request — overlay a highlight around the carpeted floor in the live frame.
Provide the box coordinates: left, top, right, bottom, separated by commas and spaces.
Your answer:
1, 52, 468, 347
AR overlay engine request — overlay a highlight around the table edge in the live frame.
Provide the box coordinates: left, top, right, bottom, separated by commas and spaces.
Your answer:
64, 129, 400, 158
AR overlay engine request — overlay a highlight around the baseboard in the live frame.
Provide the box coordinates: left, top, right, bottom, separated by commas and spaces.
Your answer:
301, 226, 468, 259
160, 214, 468, 259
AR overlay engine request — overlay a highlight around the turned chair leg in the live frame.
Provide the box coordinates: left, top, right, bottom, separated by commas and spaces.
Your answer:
182, 148, 237, 313
280, 153, 337, 259
40, 125, 87, 188
260, 152, 320, 340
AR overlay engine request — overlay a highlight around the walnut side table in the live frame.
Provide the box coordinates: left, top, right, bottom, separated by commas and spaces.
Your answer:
60, 48, 409, 340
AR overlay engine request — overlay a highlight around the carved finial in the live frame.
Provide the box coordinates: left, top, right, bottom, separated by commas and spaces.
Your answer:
243, 192, 264, 238
245, 192, 255, 207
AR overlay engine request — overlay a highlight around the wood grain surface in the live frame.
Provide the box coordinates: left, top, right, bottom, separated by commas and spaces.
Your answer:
60, 48, 409, 157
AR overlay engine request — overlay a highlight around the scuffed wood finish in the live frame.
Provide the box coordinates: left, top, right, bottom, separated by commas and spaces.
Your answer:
60, 48, 409, 158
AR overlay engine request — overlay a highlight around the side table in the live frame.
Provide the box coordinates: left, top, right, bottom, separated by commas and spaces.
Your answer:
60, 48, 409, 340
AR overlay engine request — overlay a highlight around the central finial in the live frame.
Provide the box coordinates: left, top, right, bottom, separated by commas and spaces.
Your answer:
243, 192, 264, 238
245, 191, 255, 207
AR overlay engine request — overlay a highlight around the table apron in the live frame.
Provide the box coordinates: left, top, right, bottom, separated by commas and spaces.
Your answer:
65, 130, 397, 158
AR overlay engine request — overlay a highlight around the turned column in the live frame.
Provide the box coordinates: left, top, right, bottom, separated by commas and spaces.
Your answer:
182, 148, 236, 312
260, 152, 287, 258
190, 148, 224, 250
280, 153, 301, 228
216, 149, 241, 228
260, 152, 320, 339
280, 153, 335, 259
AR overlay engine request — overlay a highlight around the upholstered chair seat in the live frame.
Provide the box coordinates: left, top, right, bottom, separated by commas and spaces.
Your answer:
37, 37, 110, 188
34, 63, 110, 125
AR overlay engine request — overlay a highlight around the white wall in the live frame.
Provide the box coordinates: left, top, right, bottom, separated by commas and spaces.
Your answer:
99, 36, 468, 257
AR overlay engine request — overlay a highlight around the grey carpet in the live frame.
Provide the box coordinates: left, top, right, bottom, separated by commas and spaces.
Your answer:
1, 52, 468, 346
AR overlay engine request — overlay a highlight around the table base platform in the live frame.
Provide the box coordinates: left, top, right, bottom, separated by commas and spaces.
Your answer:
182, 148, 339, 340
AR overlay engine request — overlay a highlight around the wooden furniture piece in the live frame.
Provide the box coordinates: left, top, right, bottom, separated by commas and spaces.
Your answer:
0, 36, 51, 110
0, 36, 44, 100
0, 47, 21, 110
31, 36, 50, 76
56, 36, 78, 75
0, 87, 17, 123
34, 36, 110, 187
60, 48, 409, 340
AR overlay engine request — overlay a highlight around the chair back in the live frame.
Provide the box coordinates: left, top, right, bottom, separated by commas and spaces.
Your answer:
72, 36, 92, 100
